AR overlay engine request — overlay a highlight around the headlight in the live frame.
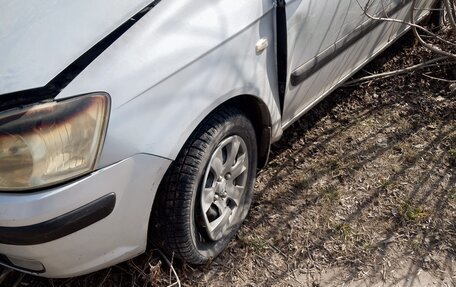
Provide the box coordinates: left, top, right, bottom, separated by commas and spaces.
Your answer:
0, 93, 110, 191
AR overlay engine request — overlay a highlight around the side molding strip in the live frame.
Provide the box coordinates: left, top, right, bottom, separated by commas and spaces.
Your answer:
0, 193, 116, 245
290, 0, 411, 86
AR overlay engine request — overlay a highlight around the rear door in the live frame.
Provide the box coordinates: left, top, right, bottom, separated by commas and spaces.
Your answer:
282, 0, 393, 125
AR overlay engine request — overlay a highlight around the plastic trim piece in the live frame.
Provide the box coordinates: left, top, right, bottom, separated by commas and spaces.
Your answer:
0, 193, 116, 245
290, 0, 411, 86
276, 0, 288, 115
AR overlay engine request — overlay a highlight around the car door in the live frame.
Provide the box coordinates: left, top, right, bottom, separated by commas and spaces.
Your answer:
281, 0, 394, 126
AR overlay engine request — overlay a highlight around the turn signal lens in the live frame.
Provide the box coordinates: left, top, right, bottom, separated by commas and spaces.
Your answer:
0, 93, 110, 191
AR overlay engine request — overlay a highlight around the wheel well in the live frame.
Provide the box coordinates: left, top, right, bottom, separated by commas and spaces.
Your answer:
147, 95, 272, 247
221, 95, 272, 169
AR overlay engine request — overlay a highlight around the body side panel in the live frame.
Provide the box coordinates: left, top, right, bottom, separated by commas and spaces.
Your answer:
56, 0, 283, 167
283, 0, 434, 128
282, 0, 434, 126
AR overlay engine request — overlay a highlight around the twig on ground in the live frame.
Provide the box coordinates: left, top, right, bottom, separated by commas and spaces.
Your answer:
169, 254, 174, 284
98, 268, 111, 287
157, 250, 181, 287
11, 273, 24, 287
356, 0, 456, 58
128, 260, 148, 278
423, 73, 456, 82
443, 0, 456, 29
411, 0, 456, 58
148, 260, 163, 286
342, 56, 453, 86
0, 269, 12, 286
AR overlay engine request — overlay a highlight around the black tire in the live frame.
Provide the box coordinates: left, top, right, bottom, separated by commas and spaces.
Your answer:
150, 106, 257, 264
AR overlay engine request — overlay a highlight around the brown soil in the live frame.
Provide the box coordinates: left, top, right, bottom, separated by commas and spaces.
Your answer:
1, 30, 455, 287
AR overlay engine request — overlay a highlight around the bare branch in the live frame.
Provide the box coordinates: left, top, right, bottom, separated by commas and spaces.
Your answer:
423, 73, 456, 82
157, 250, 181, 287
356, 0, 456, 58
410, 0, 456, 58
343, 56, 454, 86
443, 0, 456, 29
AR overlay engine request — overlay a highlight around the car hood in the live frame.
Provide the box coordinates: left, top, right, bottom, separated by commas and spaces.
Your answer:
0, 0, 149, 95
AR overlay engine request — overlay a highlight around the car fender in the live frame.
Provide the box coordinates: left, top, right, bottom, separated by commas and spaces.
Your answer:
56, 0, 283, 167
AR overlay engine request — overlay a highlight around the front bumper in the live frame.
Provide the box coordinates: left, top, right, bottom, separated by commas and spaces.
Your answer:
0, 154, 171, 278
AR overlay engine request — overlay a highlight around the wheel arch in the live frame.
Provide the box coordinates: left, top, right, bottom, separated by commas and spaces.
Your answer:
215, 95, 272, 169
149, 99, 266, 262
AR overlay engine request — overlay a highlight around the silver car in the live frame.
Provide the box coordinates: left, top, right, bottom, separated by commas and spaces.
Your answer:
0, 0, 435, 278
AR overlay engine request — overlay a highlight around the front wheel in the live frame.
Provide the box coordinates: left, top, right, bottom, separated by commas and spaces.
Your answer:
151, 106, 258, 264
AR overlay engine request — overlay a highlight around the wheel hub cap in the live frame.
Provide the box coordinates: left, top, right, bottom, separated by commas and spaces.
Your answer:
200, 135, 249, 241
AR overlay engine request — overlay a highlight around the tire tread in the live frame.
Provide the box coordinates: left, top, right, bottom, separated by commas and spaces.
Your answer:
151, 106, 256, 264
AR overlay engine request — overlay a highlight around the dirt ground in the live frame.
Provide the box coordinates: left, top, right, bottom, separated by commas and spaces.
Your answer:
1, 31, 455, 287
